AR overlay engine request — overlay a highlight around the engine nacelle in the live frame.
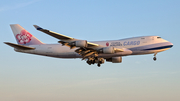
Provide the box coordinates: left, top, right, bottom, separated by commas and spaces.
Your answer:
106, 57, 122, 63
100, 47, 115, 54
71, 40, 87, 47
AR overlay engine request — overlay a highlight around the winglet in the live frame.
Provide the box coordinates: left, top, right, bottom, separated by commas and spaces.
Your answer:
33, 25, 43, 30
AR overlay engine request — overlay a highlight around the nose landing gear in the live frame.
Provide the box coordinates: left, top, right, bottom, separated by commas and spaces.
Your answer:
153, 57, 157, 61
153, 52, 157, 61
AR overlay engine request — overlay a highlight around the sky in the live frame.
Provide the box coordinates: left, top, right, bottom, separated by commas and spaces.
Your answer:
0, 0, 180, 101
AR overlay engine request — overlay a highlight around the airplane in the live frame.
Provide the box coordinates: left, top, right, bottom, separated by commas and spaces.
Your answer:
4, 24, 173, 67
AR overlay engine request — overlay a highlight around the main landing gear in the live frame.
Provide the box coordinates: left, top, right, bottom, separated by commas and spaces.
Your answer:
153, 52, 157, 61
86, 57, 104, 67
97, 63, 101, 67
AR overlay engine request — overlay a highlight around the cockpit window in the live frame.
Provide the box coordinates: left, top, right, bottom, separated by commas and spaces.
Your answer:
157, 37, 161, 39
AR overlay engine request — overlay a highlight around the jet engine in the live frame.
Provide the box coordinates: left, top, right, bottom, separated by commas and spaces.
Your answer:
99, 47, 115, 54
106, 57, 122, 63
70, 40, 87, 47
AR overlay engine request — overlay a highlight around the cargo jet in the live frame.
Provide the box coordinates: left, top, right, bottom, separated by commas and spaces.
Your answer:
4, 24, 173, 67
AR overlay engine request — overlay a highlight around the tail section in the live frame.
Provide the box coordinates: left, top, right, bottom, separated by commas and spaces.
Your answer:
10, 24, 43, 45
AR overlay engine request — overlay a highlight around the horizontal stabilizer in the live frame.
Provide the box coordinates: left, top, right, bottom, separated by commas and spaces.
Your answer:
4, 42, 35, 50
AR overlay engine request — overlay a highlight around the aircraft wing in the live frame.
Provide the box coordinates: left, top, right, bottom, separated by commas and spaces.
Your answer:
33, 25, 74, 40
33, 25, 123, 58
33, 25, 99, 48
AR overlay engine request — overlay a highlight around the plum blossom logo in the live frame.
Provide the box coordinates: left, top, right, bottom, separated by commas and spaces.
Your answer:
16, 30, 32, 44
106, 42, 109, 46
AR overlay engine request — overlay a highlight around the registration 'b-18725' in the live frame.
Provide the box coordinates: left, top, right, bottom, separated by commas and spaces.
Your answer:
4, 24, 173, 67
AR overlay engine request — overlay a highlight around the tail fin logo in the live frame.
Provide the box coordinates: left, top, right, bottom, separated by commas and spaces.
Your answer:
16, 30, 32, 44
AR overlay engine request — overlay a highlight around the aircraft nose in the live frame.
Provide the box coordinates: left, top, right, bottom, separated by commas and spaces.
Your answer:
169, 42, 173, 48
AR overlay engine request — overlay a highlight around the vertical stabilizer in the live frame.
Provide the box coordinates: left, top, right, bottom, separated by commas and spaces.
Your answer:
10, 24, 43, 45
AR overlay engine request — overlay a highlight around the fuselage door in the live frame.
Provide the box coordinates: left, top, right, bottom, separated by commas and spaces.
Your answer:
141, 37, 147, 43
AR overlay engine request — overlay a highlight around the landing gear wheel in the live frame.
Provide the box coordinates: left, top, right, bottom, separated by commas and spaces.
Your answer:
153, 57, 157, 61
97, 64, 101, 67
86, 61, 91, 65
153, 53, 157, 61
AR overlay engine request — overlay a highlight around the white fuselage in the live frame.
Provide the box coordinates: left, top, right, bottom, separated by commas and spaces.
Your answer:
15, 36, 173, 58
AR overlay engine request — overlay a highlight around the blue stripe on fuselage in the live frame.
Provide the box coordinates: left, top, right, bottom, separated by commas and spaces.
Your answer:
129, 42, 173, 51
142, 45, 173, 50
